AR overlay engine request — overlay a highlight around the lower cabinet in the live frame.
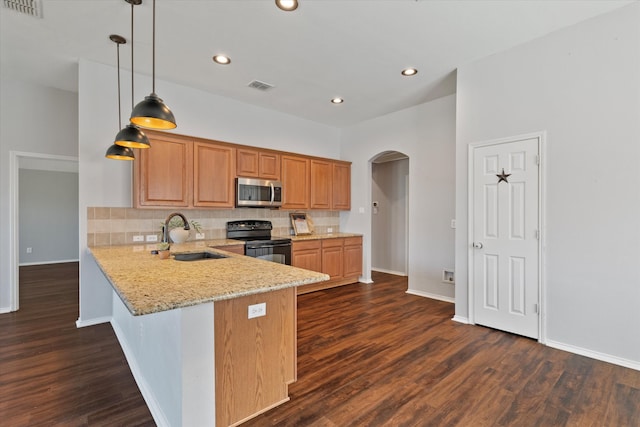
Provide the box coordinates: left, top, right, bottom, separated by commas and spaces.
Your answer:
214, 287, 296, 426
210, 244, 245, 255
293, 236, 362, 295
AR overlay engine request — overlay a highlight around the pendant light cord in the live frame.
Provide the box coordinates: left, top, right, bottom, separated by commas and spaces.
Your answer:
116, 42, 122, 130
131, 1, 135, 110
152, 0, 156, 94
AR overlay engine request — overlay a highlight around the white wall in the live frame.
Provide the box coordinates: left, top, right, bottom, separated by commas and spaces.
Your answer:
19, 169, 79, 264
78, 60, 341, 324
455, 4, 640, 364
341, 95, 456, 298
0, 79, 78, 312
371, 158, 409, 274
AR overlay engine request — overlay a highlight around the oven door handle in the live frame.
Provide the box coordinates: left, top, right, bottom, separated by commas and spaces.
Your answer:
246, 242, 292, 249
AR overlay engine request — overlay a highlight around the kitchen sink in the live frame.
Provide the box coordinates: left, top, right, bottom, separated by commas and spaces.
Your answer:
173, 252, 228, 261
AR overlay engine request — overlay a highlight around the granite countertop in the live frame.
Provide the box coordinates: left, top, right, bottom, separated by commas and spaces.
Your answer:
89, 240, 329, 316
282, 232, 363, 242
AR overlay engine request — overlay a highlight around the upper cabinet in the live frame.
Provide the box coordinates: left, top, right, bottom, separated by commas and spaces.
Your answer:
134, 132, 192, 207
134, 131, 351, 211
281, 155, 310, 210
310, 159, 351, 210
193, 142, 235, 208
134, 131, 234, 209
236, 148, 280, 181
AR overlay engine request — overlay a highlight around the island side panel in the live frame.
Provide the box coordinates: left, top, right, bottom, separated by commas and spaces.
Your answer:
214, 287, 296, 427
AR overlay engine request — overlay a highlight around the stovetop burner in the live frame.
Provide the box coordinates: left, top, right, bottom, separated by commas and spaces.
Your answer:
226, 220, 290, 244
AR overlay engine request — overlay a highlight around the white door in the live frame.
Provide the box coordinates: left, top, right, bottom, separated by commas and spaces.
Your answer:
472, 137, 540, 339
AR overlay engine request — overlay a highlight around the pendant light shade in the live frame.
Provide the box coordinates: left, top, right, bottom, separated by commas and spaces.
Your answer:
106, 144, 135, 160
115, 123, 150, 148
130, 0, 176, 130
130, 93, 176, 129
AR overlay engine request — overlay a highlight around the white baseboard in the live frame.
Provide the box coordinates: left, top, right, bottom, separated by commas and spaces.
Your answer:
19, 259, 79, 266
546, 339, 640, 372
372, 268, 407, 277
75, 316, 111, 328
0, 306, 12, 314
452, 315, 470, 324
405, 289, 454, 304
111, 319, 170, 427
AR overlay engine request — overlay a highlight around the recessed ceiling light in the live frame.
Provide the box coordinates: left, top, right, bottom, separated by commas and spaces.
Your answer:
401, 68, 418, 76
275, 0, 298, 11
330, 97, 344, 104
213, 55, 231, 65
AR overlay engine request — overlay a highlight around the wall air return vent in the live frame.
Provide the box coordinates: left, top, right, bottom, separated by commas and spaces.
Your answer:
248, 80, 275, 91
3, 0, 43, 18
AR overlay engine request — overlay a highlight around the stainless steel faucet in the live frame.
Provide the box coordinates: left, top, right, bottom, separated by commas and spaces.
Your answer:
162, 212, 191, 243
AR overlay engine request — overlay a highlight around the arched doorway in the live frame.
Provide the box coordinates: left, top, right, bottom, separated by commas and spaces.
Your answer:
370, 151, 409, 276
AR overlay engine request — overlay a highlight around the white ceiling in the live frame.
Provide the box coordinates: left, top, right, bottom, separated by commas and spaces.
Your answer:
0, 0, 633, 127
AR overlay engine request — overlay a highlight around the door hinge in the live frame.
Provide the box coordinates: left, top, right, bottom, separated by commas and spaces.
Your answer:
535, 230, 540, 240
535, 155, 540, 166
534, 303, 539, 314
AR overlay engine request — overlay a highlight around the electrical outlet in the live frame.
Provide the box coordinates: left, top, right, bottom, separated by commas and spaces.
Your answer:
146, 234, 158, 242
248, 302, 266, 319
133, 235, 144, 242
26, 247, 32, 254
450, 219, 456, 229
195, 233, 205, 240
327, 228, 333, 233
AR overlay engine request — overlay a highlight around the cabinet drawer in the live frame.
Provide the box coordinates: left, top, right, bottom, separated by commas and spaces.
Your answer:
292, 240, 321, 251
344, 236, 362, 247
321, 238, 344, 248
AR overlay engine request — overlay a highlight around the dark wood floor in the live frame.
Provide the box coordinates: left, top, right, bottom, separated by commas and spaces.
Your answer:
0, 263, 154, 426
2, 265, 639, 426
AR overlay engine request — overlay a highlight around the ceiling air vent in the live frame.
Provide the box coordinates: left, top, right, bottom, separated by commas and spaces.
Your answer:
247, 80, 275, 91
3, 0, 43, 18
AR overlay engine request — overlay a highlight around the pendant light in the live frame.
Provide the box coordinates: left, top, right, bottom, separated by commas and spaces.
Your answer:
130, 0, 176, 130
115, 0, 150, 149
105, 34, 135, 161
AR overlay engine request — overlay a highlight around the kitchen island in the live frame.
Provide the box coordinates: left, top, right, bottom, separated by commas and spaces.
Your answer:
89, 241, 329, 427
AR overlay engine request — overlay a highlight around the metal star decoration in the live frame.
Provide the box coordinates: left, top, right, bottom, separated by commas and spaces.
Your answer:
496, 168, 511, 184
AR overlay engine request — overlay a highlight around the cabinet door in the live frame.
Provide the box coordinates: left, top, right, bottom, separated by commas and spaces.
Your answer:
236, 148, 260, 178
291, 240, 322, 272
310, 159, 332, 210
237, 149, 281, 180
321, 239, 343, 280
282, 155, 309, 210
259, 152, 281, 180
193, 142, 235, 208
343, 236, 363, 278
134, 133, 192, 207
332, 162, 351, 210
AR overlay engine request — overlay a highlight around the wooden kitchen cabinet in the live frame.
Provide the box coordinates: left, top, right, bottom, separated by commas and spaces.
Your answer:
310, 159, 351, 211
291, 240, 322, 272
236, 148, 281, 180
134, 132, 235, 209
193, 141, 235, 208
215, 287, 296, 427
293, 236, 362, 295
321, 238, 344, 280
332, 161, 351, 210
310, 159, 332, 210
210, 244, 245, 255
343, 236, 363, 278
281, 155, 310, 210
133, 132, 192, 207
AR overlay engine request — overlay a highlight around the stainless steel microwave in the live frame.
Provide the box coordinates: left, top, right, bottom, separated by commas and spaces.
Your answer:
236, 177, 283, 208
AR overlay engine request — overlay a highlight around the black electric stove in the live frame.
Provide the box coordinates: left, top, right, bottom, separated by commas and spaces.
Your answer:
226, 220, 291, 265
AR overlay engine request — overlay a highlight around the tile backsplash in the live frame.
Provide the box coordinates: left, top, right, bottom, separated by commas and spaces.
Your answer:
87, 207, 340, 247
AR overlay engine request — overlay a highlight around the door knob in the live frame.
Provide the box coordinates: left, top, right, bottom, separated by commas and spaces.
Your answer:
473, 242, 483, 249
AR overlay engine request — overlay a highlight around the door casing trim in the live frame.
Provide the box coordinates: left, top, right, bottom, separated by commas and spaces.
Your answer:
467, 132, 546, 343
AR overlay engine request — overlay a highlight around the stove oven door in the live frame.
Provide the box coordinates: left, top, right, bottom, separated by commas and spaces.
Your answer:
245, 241, 292, 265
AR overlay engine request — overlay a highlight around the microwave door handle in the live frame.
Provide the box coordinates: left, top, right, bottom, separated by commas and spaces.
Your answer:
270, 182, 275, 205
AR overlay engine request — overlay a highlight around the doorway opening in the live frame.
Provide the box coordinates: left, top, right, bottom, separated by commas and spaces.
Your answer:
9, 151, 79, 312
370, 151, 409, 276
